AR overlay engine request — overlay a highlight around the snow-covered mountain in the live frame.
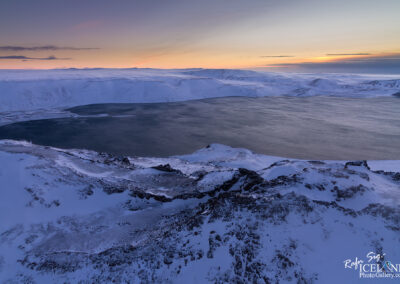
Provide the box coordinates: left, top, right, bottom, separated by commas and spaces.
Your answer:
0, 68, 399, 112
0, 140, 399, 283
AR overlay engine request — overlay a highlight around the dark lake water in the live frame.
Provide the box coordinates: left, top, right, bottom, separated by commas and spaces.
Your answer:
0, 96, 399, 160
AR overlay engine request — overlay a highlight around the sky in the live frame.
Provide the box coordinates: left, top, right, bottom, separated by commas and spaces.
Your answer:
0, 0, 399, 73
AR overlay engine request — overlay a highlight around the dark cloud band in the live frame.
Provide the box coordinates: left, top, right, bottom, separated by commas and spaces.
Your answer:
0, 45, 99, 51
265, 54, 400, 74
0, 55, 71, 60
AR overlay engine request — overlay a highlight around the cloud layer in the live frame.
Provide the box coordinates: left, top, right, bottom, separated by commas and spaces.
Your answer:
0, 45, 98, 51
267, 54, 400, 74
0, 55, 71, 60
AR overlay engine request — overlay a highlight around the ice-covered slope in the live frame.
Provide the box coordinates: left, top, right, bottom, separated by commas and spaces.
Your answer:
0, 140, 399, 283
0, 68, 399, 112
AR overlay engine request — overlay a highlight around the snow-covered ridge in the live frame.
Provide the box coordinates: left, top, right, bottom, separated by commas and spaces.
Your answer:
0, 140, 399, 283
0, 68, 399, 111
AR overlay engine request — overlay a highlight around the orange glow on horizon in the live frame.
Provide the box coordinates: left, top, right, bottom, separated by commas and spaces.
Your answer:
0, 51, 398, 70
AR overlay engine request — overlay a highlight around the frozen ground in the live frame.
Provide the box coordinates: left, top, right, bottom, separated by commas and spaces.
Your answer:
0, 140, 399, 283
0, 69, 399, 282
0, 68, 400, 113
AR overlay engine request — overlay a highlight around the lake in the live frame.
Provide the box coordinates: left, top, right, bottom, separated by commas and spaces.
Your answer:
0, 96, 399, 160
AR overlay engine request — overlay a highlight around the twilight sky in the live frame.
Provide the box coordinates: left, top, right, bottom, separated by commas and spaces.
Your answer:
0, 0, 399, 72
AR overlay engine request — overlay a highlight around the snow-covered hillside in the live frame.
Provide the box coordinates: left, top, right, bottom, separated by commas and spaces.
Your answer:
0, 68, 399, 112
0, 140, 399, 283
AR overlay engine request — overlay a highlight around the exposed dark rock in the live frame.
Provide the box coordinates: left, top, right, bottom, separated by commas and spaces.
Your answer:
333, 184, 369, 200
344, 160, 370, 170
152, 164, 183, 175
392, 91, 400, 98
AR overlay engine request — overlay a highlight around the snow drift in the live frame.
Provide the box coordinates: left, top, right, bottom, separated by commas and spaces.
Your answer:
0, 140, 399, 283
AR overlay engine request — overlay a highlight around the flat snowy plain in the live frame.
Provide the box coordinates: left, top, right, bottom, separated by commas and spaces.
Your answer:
0, 69, 399, 283
0, 68, 398, 126
0, 68, 399, 125
1, 68, 400, 112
